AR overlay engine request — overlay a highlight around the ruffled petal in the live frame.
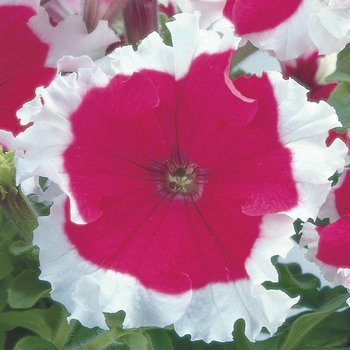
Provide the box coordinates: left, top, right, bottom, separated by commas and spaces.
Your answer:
0, 130, 16, 151
28, 7, 118, 66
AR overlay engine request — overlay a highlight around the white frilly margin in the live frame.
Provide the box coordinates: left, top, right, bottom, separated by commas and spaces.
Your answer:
16, 59, 110, 224
34, 193, 298, 342
28, 6, 118, 66
268, 71, 347, 221
33, 194, 193, 331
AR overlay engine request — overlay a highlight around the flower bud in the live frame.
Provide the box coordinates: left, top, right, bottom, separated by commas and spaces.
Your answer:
123, 0, 158, 47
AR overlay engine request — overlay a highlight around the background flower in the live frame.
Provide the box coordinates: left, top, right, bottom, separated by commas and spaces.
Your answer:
175, 0, 350, 60
0, 0, 117, 135
301, 168, 350, 290
281, 51, 339, 102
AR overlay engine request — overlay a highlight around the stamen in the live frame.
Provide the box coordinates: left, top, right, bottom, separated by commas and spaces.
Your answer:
152, 157, 205, 200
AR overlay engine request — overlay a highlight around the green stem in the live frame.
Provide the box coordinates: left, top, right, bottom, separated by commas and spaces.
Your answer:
230, 41, 258, 72
51, 315, 77, 349
84, 328, 121, 349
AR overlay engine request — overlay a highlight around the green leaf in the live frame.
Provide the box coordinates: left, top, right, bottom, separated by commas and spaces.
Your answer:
10, 241, 39, 260
0, 331, 5, 350
232, 319, 254, 350
0, 213, 17, 241
296, 309, 350, 348
253, 333, 286, 350
60, 321, 105, 350
14, 336, 57, 350
158, 13, 173, 47
0, 252, 14, 280
144, 328, 173, 350
105, 311, 126, 329
8, 270, 50, 309
295, 347, 350, 350
0, 276, 12, 310
326, 43, 350, 82
280, 292, 349, 350
0, 309, 52, 339
328, 81, 350, 129
122, 332, 149, 350
264, 262, 320, 309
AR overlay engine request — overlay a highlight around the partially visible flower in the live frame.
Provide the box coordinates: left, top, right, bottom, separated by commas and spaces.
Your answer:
301, 168, 350, 296
16, 12, 346, 342
175, 0, 350, 60
225, 0, 350, 60
0, 0, 118, 135
282, 51, 338, 102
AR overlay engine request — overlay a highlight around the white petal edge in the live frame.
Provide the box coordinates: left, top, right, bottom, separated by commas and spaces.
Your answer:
33, 194, 193, 330
267, 71, 347, 221
175, 213, 299, 342
15, 64, 110, 224
34, 196, 298, 342
0, 130, 15, 151
28, 7, 118, 66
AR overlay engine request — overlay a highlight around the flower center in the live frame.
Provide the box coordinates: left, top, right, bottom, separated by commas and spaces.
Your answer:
154, 158, 205, 200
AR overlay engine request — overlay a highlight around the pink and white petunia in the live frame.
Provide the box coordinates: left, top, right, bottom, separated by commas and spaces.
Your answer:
176, 0, 350, 60
0, 0, 117, 135
301, 168, 350, 294
281, 51, 338, 102
16, 12, 346, 342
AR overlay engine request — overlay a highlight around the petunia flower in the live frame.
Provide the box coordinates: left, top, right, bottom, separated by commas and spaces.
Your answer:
16, 12, 346, 342
301, 168, 350, 293
175, 0, 350, 60
0, 0, 118, 135
281, 51, 339, 102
